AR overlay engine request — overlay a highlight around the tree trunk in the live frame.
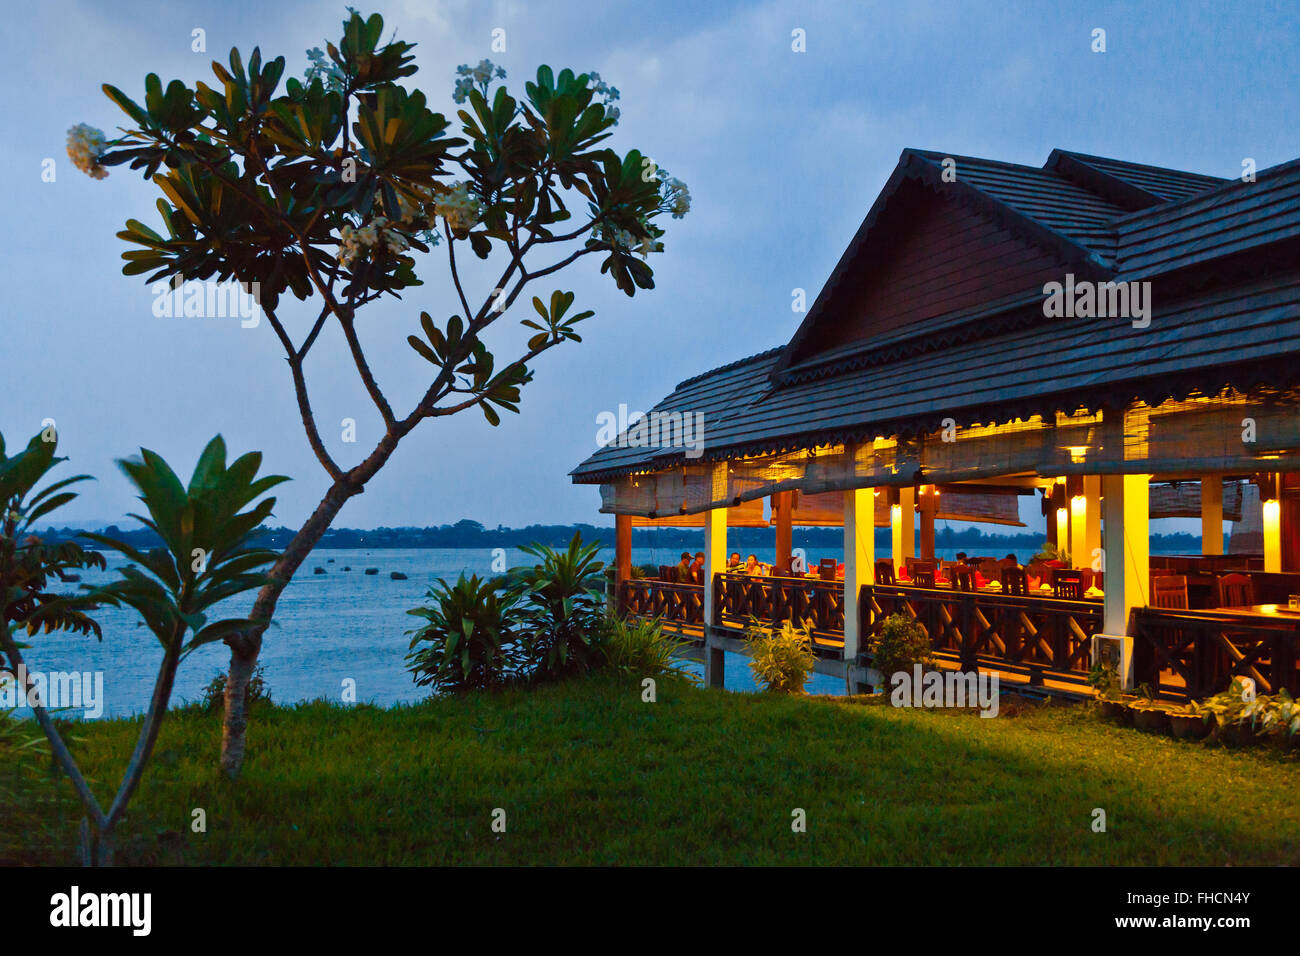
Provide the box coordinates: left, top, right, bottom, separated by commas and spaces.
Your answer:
219, 429, 404, 778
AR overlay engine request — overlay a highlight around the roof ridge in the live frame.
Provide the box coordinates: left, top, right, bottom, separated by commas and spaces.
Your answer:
1112, 154, 1300, 225
906, 148, 1049, 174
1052, 149, 1227, 183
675, 345, 784, 390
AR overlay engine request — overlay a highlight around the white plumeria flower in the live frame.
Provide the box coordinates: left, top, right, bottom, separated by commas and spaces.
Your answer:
433, 182, 482, 232
67, 124, 109, 180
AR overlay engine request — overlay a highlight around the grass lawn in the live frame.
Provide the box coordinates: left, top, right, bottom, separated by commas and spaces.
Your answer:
4, 675, 1298, 865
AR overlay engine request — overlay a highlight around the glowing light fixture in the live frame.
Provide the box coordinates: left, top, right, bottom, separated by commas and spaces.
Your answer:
1263, 498, 1281, 573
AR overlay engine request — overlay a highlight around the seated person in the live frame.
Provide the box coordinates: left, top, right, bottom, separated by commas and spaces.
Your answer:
741, 554, 760, 575
672, 551, 693, 583
727, 552, 742, 570
690, 550, 706, 583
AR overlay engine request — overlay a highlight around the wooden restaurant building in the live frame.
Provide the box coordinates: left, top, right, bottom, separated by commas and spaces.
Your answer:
570, 147, 1300, 697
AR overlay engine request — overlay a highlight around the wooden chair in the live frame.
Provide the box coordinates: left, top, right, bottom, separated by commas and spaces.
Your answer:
875, 559, 896, 585
1078, 567, 1094, 592
1216, 572, 1255, 608
1001, 566, 1028, 596
658, 565, 673, 581
1051, 568, 1084, 600
911, 560, 936, 588
1152, 574, 1189, 610
978, 558, 1000, 580
947, 564, 975, 592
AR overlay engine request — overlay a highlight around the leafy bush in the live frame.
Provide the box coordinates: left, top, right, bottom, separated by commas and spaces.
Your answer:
600, 616, 696, 683
744, 618, 815, 694
406, 574, 520, 692
870, 613, 935, 683
1193, 679, 1300, 741
198, 663, 271, 714
511, 533, 606, 682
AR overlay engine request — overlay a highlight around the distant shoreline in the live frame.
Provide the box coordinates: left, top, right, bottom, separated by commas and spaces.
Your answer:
35, 521, 1214, 554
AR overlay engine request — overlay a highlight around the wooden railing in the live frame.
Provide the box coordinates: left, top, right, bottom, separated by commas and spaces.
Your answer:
861, 584, 1103, 686
618, 575, 1300, 699
620, 578, 705, 628
1131, 607, 1300, 699
713, 572, 845, 648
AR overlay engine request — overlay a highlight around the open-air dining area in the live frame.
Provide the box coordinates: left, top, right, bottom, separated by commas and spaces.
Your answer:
613, 479, 1300, 700
573, 146, 1300, 704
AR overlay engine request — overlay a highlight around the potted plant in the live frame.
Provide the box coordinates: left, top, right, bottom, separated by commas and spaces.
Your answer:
1168, 701, 1212, 740
1198, 679, 1258, 747
1128, 683, 1172, 733
1087, 659, 1125, 720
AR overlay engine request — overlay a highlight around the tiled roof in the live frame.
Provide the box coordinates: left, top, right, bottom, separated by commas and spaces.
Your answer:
572, 148, 1300, 482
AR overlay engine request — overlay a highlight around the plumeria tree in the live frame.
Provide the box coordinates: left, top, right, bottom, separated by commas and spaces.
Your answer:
70, 10, 689, 776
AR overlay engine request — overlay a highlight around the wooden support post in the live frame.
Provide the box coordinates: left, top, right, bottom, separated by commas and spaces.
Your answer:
1282, 474, 1300, 572
773, 491, 793, 575
1201, 476, 1223, 556
1264, 488, 1282, 574
842, 487, 874, 665
1069, 475, 1088, 571
703, 463, 728, 688
614, 513, 632, 615
1084, 475, 1101, 572
1101, 473, 1149, 688
1049, 481, 1068, 552
919, 485, 936, 561
897, 486, 915, 563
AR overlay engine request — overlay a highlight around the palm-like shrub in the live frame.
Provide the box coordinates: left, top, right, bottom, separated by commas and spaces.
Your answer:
871, 613, 935, 682
600, 616, 695, 683
406, 574, 519, 692
745, 617, 816, 694
511, 533, 606, 682
0, 431, 286, 864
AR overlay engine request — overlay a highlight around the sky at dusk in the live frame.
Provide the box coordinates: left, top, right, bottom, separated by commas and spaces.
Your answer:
3, 0, 1298, 532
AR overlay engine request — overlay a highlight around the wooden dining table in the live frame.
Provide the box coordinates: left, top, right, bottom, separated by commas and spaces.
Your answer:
1224, 603, 1300, 619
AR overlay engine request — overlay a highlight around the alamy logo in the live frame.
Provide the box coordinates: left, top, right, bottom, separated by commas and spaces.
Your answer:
151, 278, 262, 328
1, 665, 104, 718
595, 403, 705, 459
889, 665, 1000, 717
1042, 273, 1151, 328
49, 886, 151, 936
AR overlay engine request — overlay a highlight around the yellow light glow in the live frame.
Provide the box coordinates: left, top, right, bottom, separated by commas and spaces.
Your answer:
1066, 446, 1088, 463
1264, 498, 1281, 573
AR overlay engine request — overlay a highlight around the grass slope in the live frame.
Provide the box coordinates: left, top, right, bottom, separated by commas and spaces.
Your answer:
4, 676, 1298, 865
